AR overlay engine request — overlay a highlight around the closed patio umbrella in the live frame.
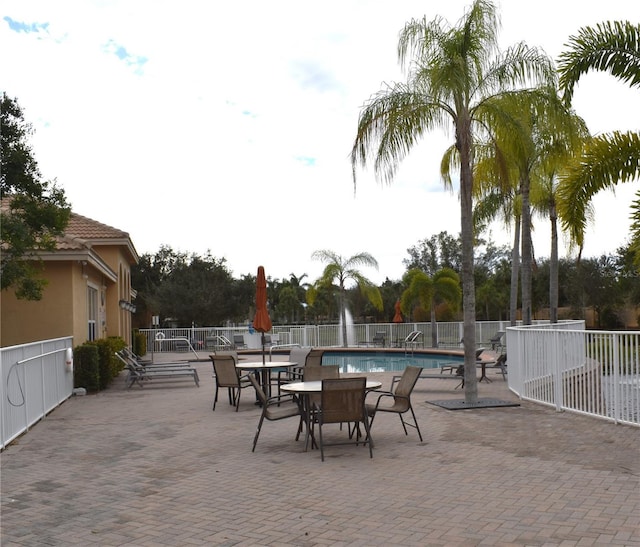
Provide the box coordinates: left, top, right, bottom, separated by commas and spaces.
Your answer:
393, 299, 403, 323
253, 265, 272, 365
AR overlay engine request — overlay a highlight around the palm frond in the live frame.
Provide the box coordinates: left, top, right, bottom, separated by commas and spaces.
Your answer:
351, 82, 448, 186
557, 130, 640, 245
558, 20, 640, 104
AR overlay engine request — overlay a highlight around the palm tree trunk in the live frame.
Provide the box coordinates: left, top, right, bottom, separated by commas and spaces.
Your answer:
549, 202, 559, 323
458, 117, 478, 404
430, 301, 438, 348
521, 173, 533, 325
510, 214, 521, 326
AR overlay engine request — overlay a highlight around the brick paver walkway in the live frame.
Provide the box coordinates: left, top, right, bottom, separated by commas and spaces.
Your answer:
1, 353, 639, 546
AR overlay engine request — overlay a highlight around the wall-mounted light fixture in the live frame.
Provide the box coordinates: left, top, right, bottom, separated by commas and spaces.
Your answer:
119, 300, 137, 313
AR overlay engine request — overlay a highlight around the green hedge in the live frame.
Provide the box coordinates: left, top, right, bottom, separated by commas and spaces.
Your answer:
74, 337, 126, 392
73, 344, 100, 392
133, 330, 147, 357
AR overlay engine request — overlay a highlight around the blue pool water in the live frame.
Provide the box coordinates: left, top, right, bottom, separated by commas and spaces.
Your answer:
322, 351, 463, 374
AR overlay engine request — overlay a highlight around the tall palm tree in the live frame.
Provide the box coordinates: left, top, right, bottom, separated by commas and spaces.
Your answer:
474, 90, 588, 324
557, 21, 640, 262
351, 0, 555, 402
400, 268, 461, 347
309, 250, 382, 347
471, 154, 522, 326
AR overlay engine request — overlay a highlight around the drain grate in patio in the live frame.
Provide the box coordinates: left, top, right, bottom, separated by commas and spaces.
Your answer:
425, 398, 521, 410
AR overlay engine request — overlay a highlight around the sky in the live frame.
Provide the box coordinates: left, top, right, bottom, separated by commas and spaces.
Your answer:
3, 0, 639, 285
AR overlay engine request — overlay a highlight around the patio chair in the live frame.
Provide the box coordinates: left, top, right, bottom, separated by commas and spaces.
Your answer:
210, 354, 252, 411
303, 364, 340, 409
314, 377, 373, 461
233, 334, 247, 349
305, 348, 325, 367
366, 365, 423, 441
372, 331, 386, 347
491, 353, 507, 380
287, 347, 311, 380
489, 331, 505, 352
247, 374, 303, 452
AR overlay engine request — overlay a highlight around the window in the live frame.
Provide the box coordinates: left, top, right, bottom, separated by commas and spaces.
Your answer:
88, 286, 98, 341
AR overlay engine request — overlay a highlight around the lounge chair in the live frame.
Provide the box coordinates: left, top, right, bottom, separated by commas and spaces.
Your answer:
314, 377, 373, 461
366, 365, 423, 441
117, 354, 200, 388
118, 349, 192, 370
247, 374, 303, 452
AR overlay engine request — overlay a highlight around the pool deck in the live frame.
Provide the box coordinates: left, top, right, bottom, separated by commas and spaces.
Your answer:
1, 351, 639, 546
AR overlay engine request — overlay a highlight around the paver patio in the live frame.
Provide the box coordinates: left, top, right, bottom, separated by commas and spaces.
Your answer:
1, 353, 639, 546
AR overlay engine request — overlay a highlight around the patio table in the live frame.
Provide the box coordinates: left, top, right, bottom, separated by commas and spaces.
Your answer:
236, 361, 298, 398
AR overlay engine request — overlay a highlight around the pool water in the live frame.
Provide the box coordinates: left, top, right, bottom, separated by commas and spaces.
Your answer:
322, 351, 463, 374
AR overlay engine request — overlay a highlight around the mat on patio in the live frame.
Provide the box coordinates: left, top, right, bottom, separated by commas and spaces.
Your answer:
425, 398, 521, 410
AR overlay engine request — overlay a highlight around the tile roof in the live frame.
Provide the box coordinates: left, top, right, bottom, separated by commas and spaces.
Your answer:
1, 197, 137, 259
64, 212, 131, 242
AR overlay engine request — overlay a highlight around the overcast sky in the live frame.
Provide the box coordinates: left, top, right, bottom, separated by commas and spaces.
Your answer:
3, 0, 639, 285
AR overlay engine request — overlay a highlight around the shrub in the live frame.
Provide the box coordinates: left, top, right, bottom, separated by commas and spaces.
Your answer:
89, 337, 126, 389
133, 330, 147, 357
73, 344, 99, 392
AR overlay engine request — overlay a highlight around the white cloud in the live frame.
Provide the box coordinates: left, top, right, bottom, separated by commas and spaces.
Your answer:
2, 0, 639, 285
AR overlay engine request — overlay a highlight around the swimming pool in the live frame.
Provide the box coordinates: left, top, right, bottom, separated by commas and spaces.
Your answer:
321, 350, 463, 374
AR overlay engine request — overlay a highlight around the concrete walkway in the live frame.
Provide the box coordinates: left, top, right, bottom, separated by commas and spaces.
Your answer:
1, 353, 639, 546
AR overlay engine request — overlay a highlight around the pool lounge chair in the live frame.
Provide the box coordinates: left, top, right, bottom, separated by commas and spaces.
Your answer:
118, 355, 200, 388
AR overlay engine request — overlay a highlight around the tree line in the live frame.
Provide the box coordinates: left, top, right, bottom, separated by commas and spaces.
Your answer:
130, 232, 640, 331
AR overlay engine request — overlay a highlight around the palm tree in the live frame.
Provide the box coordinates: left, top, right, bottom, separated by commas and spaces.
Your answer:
557, 21, 640, 262
309, 250, 382, 347
471, 159, 522, 326
351, 0, 555, 402
400, 268, 461, 347
472, 90, 588, 324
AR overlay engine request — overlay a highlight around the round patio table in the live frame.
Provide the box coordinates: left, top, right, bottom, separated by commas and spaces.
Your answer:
236, 361, 298, 398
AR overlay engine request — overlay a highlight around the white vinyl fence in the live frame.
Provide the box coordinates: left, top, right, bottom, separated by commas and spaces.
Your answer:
1, 337, 74, 449
141, 320, 520, 353
508, 323, 640, 427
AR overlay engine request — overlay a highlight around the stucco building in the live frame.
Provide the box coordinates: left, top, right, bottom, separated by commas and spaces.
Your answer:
1, 203, 139, 348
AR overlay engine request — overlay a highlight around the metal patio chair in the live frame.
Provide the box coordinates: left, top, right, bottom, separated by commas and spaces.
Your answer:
210, 354, 251, 411
247, 374, 303, 452
366, 365, 423, 441
314, 377, 372, 461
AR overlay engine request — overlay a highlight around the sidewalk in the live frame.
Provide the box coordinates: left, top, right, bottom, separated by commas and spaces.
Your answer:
1, 353, 639, 546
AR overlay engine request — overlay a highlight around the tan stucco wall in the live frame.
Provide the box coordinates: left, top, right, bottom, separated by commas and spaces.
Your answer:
1, 262, 75, 346
95, 245, 134, 345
